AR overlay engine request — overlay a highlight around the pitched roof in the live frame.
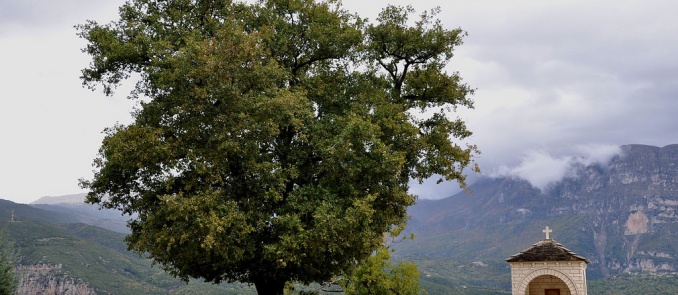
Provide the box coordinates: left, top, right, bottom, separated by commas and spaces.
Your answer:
505, 239, 590, 264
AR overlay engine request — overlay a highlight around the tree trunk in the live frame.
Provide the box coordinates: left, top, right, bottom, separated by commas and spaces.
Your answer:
254, 278, 286, 295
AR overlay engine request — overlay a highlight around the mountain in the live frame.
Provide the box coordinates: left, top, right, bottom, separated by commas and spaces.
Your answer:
32, 194, 87, 205
30, 193, 131, 233
399, 144, 678, 293
0, 200, 256, 294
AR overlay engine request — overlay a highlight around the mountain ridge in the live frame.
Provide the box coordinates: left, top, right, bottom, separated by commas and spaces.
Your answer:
0, 198, 256, 294
31, 194, 87, 205
401, 144, 678, 292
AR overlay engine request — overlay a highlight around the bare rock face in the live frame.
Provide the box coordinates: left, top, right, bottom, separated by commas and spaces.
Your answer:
624, 210, 649, 235
15, 264, 97, 295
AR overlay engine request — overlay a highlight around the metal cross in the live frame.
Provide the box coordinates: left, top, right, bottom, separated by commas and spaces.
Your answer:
542, 226, 552, 240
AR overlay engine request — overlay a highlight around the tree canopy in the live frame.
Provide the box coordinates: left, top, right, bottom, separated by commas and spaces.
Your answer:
78, 1, 477, 294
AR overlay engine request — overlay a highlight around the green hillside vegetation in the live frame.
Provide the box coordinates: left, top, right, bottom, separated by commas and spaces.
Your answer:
5, 197, 678, 294
31, 202, 131, 233
393, 212, 678, 294
0, 228, 17, 295
399, 244, 678, 294
394, 214, 592, 290
413, 257, 510, 294
588, 274, 678, 295
0, 200, 77, 224
0, 201, 256, 294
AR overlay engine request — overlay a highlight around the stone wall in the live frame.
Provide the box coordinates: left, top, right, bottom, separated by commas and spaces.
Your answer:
509, 261, 587, 295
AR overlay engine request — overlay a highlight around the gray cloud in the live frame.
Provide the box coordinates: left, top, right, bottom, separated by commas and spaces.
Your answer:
446, 1, 678, 181
493, 144, 622, 191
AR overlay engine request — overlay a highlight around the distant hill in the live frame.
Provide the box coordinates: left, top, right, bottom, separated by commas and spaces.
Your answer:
400, 144, 678, 293
0, 199, 256, 294
0, 199, 77, 224
29, 193, 131, 233
32, 193, 87, 205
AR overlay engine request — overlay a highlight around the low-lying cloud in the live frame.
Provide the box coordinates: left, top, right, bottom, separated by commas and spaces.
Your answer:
493, 144, 622, 191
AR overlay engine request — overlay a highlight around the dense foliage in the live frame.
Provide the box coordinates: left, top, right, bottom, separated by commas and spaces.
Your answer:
0, 229, 16, 295
78, 0, 476, 294
341, 223, 423, 295
588, 274, 678, 295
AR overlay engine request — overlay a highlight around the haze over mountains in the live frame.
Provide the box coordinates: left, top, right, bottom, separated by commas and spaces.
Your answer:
31, 194, 130, 233
4, 144, 678, 294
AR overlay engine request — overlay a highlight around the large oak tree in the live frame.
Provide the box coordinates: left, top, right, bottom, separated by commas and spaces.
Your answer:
78, 0, 477, 294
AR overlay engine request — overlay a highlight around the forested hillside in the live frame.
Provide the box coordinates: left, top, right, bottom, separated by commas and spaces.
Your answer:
0, 201, 255, 294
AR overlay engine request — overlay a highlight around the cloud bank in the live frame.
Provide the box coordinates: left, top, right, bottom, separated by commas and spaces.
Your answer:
494, 144, 622, 191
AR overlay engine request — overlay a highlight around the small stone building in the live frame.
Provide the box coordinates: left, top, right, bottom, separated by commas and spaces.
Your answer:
506, 227, 589, 295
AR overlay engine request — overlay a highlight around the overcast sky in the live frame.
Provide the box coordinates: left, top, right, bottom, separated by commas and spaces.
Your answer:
1, 0, 677, 203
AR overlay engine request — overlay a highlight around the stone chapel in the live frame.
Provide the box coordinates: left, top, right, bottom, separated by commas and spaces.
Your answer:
505, 227, 590, 295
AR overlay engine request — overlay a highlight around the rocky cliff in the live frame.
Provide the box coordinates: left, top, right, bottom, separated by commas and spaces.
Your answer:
15, 264, 97, 295
405, 144, 678, 280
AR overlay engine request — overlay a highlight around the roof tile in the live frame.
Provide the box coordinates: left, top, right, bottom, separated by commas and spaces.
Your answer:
505, 239, 589, 264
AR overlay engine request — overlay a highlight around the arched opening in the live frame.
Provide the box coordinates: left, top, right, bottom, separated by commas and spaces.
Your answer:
526, 275, 570, 295
516, 268, 580, 295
